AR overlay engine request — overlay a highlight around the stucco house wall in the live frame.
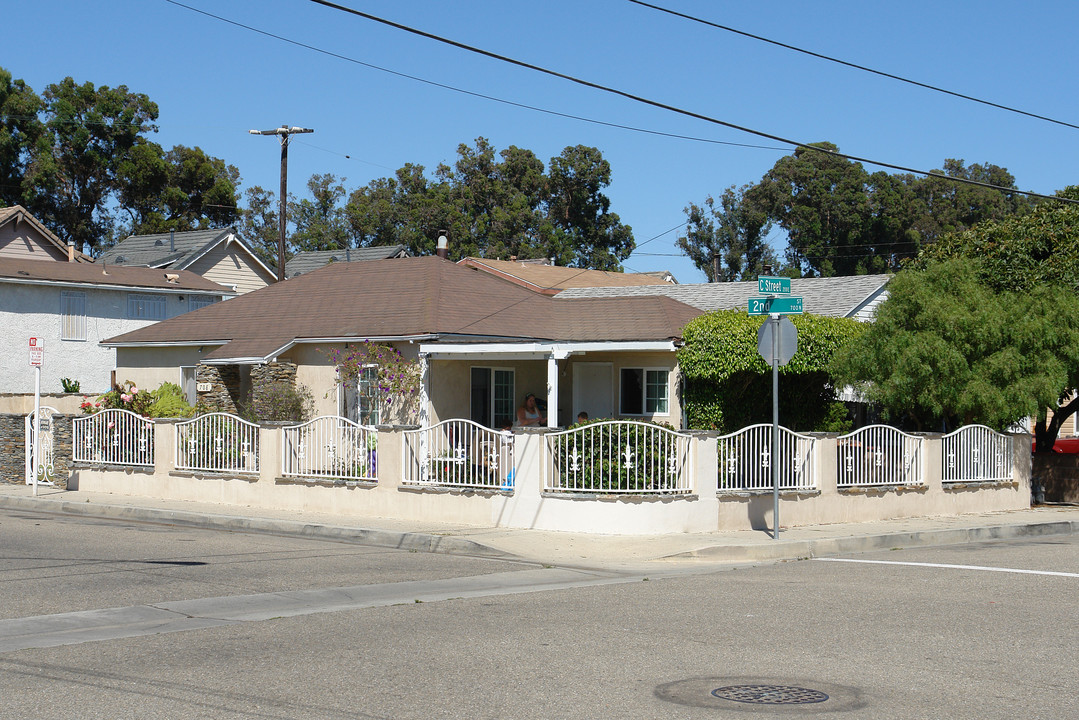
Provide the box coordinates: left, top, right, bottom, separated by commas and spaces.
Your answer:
4, 285, 218, 394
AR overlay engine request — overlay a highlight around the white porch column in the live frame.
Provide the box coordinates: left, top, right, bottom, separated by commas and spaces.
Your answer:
418, 352, 430, 428
546, 354, 559, 428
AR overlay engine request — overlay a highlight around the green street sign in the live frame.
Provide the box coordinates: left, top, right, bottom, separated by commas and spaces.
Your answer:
748, 295, 803, 315
758, 275, 791, 295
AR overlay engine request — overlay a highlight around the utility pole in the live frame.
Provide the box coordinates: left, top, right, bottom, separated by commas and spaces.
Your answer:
249, 125, 314, 282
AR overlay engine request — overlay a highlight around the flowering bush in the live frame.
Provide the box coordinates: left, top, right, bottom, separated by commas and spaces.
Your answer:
80, 381, 195, 418
327, 341, 421, 417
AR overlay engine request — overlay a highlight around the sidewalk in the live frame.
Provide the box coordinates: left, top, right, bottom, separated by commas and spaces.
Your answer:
2, 482, 1077, 572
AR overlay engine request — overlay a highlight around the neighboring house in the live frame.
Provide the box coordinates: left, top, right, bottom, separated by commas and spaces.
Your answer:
0, 205, 92, 263
285, 245, 410, 278
0, 259, 235, 395
556, 274, 892, 321
459, 257, 677, 295
102, 256, 702, 428
98, 228, 277, 294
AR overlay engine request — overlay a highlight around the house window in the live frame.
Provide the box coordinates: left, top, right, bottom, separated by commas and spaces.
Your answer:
471, 367, 514, 429
60, 291, 86, 341
619, 368, 669, 415
340, 365, 380, 425
188, 295, 219, 311
128, 293, 167, 320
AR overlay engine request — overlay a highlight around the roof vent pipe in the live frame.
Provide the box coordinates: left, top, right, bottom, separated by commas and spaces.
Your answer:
435, 231, 449, 259
170, 229, 175, 252
346, 247, 351, 262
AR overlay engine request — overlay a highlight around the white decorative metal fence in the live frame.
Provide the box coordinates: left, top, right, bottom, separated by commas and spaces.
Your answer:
174, 413, 259, 473
544, 421, 692, 494
402, 419, 514, 489
24, 406, 58, 485
282, 415, 377, 482
716, 424, 816, 492
837, 425, 923, 487
72, 409, 155, 467
942, 425, 1013, 483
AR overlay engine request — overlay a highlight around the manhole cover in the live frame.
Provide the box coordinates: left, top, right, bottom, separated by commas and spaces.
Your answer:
712, 684, 830, 705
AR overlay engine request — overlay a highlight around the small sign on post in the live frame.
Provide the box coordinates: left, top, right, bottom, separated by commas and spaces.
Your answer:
29, 337, 44, 367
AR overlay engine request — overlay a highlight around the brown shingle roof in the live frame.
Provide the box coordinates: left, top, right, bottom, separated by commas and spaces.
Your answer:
103, 256, 701, 359
458, 257, 676, 294
0, 258, 234, 293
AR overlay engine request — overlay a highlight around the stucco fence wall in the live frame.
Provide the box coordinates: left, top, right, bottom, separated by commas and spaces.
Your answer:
64, 422, 1032, 534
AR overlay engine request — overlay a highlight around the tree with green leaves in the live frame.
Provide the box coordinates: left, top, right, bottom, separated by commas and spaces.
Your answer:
830, 258, 1079, 435
677, 184, 777, 281
289, 173, 349, 253
21, 75, 159, 253
344, 138, 634, 269
117, 144, 241, 236
0, 67, 42, 208
912, 187, 1079, 449
238, 185, 280, 266
1, 67, 241, 253
678, 309, 864, 431
739, 143, 1029, 277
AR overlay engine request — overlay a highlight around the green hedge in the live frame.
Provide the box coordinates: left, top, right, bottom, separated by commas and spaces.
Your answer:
678, 309, 865, 432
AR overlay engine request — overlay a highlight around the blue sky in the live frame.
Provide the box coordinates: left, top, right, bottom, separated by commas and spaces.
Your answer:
9, 1, 1079, 281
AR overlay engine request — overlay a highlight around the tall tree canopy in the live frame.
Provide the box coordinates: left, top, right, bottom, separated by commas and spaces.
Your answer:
684, 142, 1032, 278
0, 67, 240, 254
677, 184, 776, 281
344, 138, 634, 269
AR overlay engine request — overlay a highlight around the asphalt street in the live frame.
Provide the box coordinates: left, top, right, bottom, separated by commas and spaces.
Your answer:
1, 508, 1077, 719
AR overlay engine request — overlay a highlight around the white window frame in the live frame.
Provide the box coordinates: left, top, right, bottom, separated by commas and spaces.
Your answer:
470, 366, 515, 429
619, 367, 670, 417
339, 364, 380, 426
128, 293, 167, 320
60, 290, 87, 341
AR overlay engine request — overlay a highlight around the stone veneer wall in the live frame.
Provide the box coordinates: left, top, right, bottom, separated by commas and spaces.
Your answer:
195, 364, 243, 414
250, 361, 299, 417
195, 362, 300, 418
0, 413, 72, 487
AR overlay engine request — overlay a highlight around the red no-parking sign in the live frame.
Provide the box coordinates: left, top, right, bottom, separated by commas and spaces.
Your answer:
29, 337, 43, 367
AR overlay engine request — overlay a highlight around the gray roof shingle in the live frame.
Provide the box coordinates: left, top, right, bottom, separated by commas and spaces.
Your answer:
285, 245, 409, 277
556, 274, 892, 319
98, 228, 235, 268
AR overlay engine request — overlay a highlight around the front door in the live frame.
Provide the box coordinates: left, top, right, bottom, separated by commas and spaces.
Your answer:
572, 363, 613, 421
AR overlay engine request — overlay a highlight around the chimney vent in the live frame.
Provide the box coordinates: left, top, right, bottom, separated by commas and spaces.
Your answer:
435, 231, 449, 259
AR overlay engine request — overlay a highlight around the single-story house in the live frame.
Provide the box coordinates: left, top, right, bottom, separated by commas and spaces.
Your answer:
98, 227, 277, 294
1, 259, 235, 396
102, 256, 703, 428
458, 257, 677, 295
285, 245, 410, 278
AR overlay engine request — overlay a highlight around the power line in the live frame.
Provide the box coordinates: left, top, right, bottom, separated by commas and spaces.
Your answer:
626, 0, 1079, 132
161, 0, 785, 154
305, 0, 1077, 206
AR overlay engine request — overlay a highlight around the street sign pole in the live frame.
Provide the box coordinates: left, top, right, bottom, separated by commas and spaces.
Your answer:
771, 315, 780, 539
32, 360, 40, 497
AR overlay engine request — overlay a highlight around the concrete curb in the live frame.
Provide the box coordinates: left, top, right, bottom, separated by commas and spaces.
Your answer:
0, 495, 518, 561
665, 520, 1079, 563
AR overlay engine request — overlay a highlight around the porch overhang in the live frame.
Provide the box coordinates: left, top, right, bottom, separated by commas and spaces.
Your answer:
419, 339, 679, 360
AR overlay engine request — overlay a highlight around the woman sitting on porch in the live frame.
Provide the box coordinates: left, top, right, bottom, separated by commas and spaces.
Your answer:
516, 393, 546, 427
